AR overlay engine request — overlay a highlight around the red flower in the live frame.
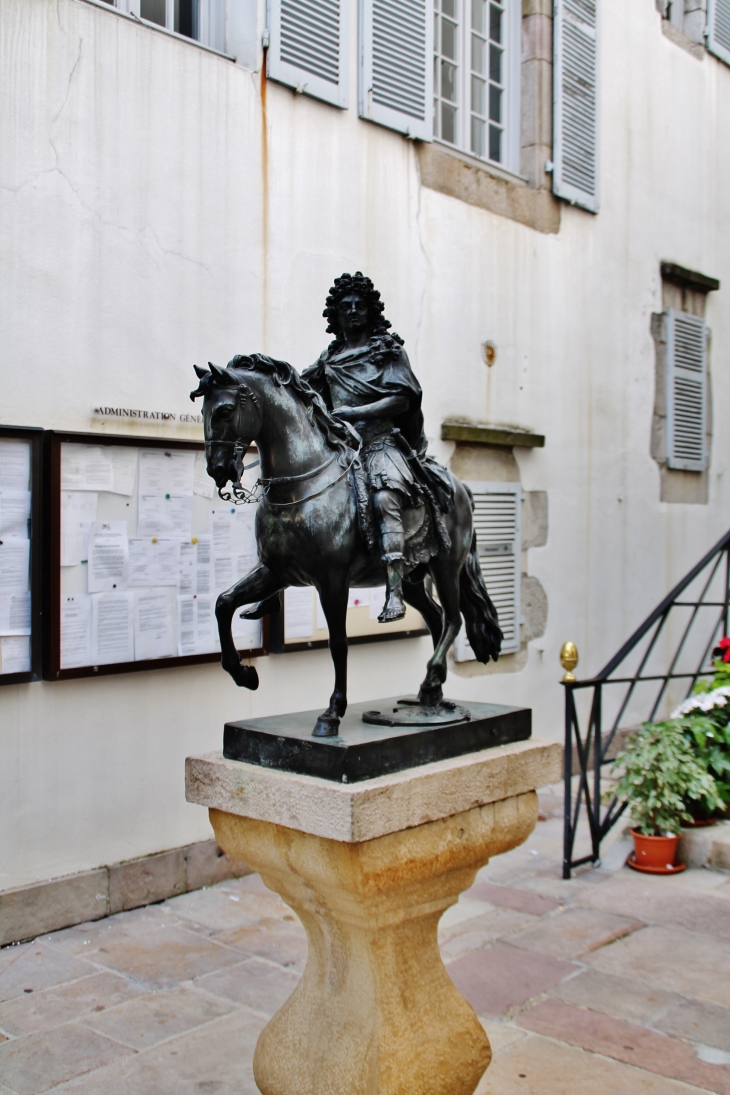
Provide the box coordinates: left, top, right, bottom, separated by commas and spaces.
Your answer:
714, 637, 730, 663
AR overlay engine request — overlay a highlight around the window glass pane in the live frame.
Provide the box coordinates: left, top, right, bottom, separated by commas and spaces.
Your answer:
471, 116, 485, 157
471, 75, 485, 116
442, 0, 456, 17
471, 0, 486, 34
175, 0, 197, 39
489, 43, 502, 83
471, 33, 485, 75
442, 103, 457, 144
489, 84, 501, 123
489, 123, 501, 162
489, 2, 502, 44
141, 0, 166, 26
441, 60, 457, 102
442, 18, 457, 60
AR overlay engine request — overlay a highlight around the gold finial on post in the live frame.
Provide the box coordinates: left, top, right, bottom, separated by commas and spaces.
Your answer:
560, 641, 578, 682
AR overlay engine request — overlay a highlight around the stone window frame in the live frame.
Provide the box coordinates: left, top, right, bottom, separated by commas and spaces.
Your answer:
418, 0, 560, 235
655, 0, 708, 60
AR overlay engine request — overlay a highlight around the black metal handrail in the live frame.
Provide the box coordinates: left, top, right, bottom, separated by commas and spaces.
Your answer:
563, 528, 730, 878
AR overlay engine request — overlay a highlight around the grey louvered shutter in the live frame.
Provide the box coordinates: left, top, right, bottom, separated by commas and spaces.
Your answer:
359, 0, 433, 140
267, 0, 350, 108
666, 310, 708, 472
707, 0, 730, 66
455, 483, 521, 661
553, 0, 599, 213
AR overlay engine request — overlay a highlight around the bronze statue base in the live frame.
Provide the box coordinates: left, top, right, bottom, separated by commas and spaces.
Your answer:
361, 697, 471, 727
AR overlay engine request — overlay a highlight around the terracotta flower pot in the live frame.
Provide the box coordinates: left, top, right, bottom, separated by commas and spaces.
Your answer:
630, 829, 683, 874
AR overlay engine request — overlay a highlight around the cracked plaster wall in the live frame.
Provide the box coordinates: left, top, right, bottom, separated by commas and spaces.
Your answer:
1, 0, 730, 891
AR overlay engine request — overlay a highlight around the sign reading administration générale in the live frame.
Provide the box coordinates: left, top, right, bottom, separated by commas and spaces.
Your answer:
91, 406, 203, 426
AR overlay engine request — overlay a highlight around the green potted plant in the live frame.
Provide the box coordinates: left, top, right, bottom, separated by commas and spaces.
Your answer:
612, 721, 720, 873
671, 638, 730, 821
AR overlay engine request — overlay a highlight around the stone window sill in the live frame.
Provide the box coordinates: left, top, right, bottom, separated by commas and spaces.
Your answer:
74, 0, 237, 62
417, 142, 560, 235
442, 420, 545, 449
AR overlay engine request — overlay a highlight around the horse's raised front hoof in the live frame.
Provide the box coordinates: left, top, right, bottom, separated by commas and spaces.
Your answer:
223, 660, 260, 690
240, 593, 282, 621
312, 712, 340, 738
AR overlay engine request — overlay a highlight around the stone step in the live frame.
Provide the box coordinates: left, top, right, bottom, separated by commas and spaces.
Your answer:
678, 820, 730, 870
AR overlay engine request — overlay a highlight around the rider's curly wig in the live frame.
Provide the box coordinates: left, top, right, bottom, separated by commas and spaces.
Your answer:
323, 272, 392, 340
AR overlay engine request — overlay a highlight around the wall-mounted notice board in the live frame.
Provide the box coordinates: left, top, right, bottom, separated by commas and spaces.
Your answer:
44, 432, 266, 681
270, 586, 427, 653
0, 426, 43, 684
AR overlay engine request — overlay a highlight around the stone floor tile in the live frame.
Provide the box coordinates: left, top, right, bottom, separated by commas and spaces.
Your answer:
0, 1023, 134, 1094
41, 906, 165, 957
52, 1008, 266, 1095
516, 998, 730, 1094
475, 1031, 716, 1095
507, 875, 592, 903
657, 998, 730, 1053
439, 897, 494, 931
81, 985, 236, 1049
549, 968, 683, 1025
579, 871, 730, 941
194, 957, 300, 1016
0, 971, 145, 1037
508, 907, 644, 960
0, 946, 96, 1005
64, 916, 237, 990
446, 943, 576, 1017
464, 880, 561, 916
585, 925, 730, 1008
214, 920, 308, 972
479, 1018, 527, 1055
162, 886, 291, 934
438, 908, 538, 963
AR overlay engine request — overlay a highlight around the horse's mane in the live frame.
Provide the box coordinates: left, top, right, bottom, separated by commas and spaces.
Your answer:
190, 353, 355, 462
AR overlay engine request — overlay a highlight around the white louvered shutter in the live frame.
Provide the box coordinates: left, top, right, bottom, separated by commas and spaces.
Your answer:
455, 483, 521, 662
553, 0, 599, 213
359, 0, 433, 140
707, 0, 730, 66
666, 310, 708, 472
267, 0, 350, 108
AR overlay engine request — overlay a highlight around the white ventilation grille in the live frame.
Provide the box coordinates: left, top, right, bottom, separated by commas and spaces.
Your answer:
707, 0, 730, 67
455, 483, 521, 661
553, 0, 599, 213
666, 310, 708, 472
267, 0, 349, 108
359, 0, 433, 140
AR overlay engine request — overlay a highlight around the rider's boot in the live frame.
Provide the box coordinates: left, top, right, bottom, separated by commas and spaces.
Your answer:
374, 489, 407, 622
379, 548, 406, 623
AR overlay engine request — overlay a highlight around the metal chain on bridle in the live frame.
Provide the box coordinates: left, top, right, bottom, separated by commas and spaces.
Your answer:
207, 440, 361, 507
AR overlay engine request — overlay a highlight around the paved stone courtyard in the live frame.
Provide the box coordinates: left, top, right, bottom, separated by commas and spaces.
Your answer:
1, 789, 730, 1095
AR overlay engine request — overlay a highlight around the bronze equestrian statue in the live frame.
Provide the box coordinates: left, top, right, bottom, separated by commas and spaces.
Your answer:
190, 273, 502, 738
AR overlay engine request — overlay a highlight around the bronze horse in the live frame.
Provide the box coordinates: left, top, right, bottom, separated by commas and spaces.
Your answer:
191, 354, 502, 737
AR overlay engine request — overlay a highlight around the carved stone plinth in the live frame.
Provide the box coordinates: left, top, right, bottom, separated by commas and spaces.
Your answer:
186, 739, 561, 1095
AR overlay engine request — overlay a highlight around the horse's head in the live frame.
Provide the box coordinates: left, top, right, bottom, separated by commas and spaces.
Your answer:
190, 362, 262, 490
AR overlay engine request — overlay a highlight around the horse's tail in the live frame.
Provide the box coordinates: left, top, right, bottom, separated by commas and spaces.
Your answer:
459, 494, 503, 663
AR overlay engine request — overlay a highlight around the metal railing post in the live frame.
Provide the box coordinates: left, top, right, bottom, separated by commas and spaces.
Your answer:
562, 684, 573, 880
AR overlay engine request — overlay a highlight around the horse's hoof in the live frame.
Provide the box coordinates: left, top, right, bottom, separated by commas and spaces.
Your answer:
225, 662, 259, 690
312, 713, 340, 738
240, 593, 282, 620
418, 684, 443, 707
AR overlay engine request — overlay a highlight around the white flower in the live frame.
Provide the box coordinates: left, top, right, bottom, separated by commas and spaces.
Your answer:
671, 685, 730, 718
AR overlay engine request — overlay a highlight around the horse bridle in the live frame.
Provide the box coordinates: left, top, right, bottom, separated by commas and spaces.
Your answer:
207, 438, 360, 507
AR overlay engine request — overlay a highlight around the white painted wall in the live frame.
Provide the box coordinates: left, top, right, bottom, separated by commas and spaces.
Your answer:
1, 0, 729, 890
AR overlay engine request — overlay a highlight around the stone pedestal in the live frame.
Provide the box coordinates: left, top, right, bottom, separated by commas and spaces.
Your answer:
186, 738, 561, 1095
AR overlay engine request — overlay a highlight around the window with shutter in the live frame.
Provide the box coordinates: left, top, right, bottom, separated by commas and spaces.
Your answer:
267, 0, 350, 108
454, 482, 521, 662
707, 0, 730, 66
553, 0, 599, 213
359, 0, 433, 139
666, 310, 708, 472
105, 0, 225, 51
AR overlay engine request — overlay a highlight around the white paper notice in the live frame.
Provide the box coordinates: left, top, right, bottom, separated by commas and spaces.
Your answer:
137, 494, 194, 540
0, 491, 31, 538
193, 450, 215, 499
92, 592, 134, 665
87, 521, 129, 593
128, 538, 181, 587
1, 635, 30, 674
0, 539, 29, 593
109, 447, 138, 496
177, 595, 216, 655
138, 449, 195, 496
285, 587, 314, 640
61, 491, 98, 566
0, 592, 31, 635
0, 440, 30, 490
61, 444, 114, 492
60, 594, 92, 669
178, 542, 195, 595
210, 507, 238, 556
369, 587, 387, 619
134, 589, 175, 661
348, 588, 370, 609
232, 611, 262, 649
195, 537, 211, 594
235, 508, 258, 577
